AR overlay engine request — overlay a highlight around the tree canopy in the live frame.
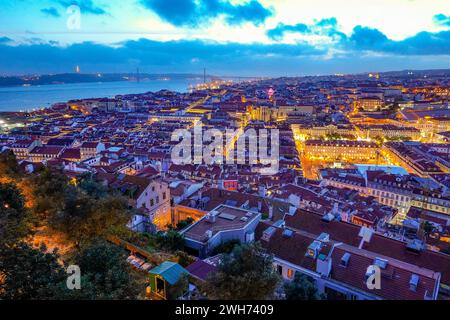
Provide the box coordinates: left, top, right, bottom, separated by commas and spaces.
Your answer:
0, 183, 34, 245
56, 241, 145, 300
49, 193, 131, 250
0, 243, 66, 300
284, 273, 324, 300
155, 230, 185, 252
204, 242, 280, 300
76, 172, 108, 199
0, 150, 22, 180
0, 152, 144, 300
29, 167, 72, 220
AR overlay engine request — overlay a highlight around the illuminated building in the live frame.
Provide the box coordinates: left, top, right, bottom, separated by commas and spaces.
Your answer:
250, 105, 314, 123
357, 97, 383, 112
383, 142, 443, 177
277, 105, 314, 122
304, 140, 378, 162
10, 139, 42, 160
411, 191, 450, 217
366, 171, 414, 220
355, 125, 421, 141
250, 105, 276, 122
293, 124, 356, 139
29, 145, 65, 163
96, 173, 171, 231
80, 141, 105, 160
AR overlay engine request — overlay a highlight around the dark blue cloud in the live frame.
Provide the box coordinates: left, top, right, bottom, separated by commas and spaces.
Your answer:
434, 14, 450, 27
140, 0, 272, 27
3, 14, 450, 76
41, 7, 60, 17
2, 27, 450, 75
56, 0, 106, 15
1, 38, 450, 76
345, 26, 450, 55
266, 17, 450, 57
266, 18, 346, 41
0, 38, 323, 75
267, 23, 309, 41
347, 26, 389, 49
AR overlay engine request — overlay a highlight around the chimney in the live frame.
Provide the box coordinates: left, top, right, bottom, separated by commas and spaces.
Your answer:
409, 274, 419, 292
358, 226, 374, 249
332, 202, 339, 214
262, 226, 276, 242
316, 254, 332, 277
258, 186, 266, 197
206, 210, 219, 223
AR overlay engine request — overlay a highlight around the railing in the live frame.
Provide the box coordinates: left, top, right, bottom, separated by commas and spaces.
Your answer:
211, 223, 249, 232
184, 233, 207, 242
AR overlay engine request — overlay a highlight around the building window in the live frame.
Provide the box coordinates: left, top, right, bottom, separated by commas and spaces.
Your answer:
287, 269, 295, 279
277, 265, 283, 275
163, 192, 166, 200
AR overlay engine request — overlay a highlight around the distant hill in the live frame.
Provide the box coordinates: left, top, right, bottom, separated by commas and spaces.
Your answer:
0, 73, 204, 87
378, 69, 450, 77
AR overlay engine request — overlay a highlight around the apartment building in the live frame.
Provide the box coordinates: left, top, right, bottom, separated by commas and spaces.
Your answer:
29, 145, 65, 163
356, 125, 421, 141
182, 205, 261, 258
304, 140, 378, 162
80, 141, 105, 160
358, 97, 384, 112
383, 142, 443, 177
268, 209, 450, 299
96, 173, 171, 231
10, 139, 42, 160
258, 222, 441, 300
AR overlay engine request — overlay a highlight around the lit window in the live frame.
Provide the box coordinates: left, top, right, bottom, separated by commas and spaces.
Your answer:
287, 269, 295, 279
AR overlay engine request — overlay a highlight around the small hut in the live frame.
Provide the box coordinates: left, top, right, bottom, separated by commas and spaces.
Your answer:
148, 261, 189, 300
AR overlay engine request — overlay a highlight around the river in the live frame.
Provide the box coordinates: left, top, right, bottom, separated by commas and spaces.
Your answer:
0, 78, 203, 111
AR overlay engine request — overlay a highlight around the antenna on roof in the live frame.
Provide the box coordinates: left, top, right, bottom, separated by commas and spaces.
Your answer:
358, 226, 374, 249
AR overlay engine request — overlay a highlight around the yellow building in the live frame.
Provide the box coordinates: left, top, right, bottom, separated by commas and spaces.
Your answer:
293, 124, 356, 139
304, 140, 378, 162
358, 97, 383, 112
